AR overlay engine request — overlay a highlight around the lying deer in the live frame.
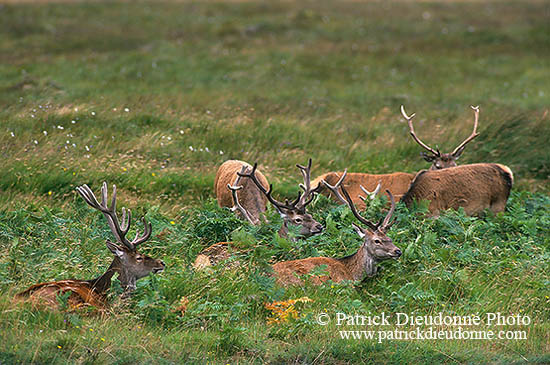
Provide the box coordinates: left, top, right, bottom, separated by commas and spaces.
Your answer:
401, 105, 481, 169
272, 173, 401, 286
401, 163, 514, 216
16, 182, 165, 310
311, 171, 414, 209
197, 160, 324, 269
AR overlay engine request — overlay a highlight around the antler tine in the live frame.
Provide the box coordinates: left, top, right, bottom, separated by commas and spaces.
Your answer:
296, 158, 321, 208
131, 217, 152, 247
238, 163, 295, 211
321, 170, 348, 204
380, 190, 396, 231
76, 182, 136, 251
358, 182, 381, 202
401, 105, 439, 156
339, 184, 379, 231
227, 166, 258, 225
451, 105, 481, 156
227, 184, 257, 225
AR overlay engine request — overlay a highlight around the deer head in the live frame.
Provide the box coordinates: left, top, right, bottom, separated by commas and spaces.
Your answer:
322, 172, 401, 277
401, 105, 480, 170
237, 159, 324, 238
76, 182, 165, 292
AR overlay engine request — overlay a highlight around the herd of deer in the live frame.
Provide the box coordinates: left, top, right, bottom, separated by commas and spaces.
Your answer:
16, 105, 514, 310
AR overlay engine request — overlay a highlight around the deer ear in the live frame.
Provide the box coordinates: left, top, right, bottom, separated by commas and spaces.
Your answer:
106, 240, 126, 258
352, 223, 366, 238
420, 152, 436, 162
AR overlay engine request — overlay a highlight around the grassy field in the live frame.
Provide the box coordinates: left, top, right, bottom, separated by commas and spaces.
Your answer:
1, 0, 549, 363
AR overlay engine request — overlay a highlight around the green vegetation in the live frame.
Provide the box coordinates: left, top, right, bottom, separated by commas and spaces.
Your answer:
0, 0, 549, 363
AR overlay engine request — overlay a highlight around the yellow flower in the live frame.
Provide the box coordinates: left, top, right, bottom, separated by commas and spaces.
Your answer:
100, 338, 105, 342
151, 172, 156, 177
57, 345, 62, 349
89, 328, 93, 332
122, 167, 127, 172
170, 221, 175, 225
48, 191, 52, 196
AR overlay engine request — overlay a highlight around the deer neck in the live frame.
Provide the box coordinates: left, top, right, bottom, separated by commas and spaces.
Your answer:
87, 257, 121, 295
339, 243, 377, 281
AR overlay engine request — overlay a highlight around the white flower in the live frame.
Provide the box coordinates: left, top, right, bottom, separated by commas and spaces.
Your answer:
57, 125, 64, 130
43, 130, 47, 136
10, 132, 14, 137
124, 108, 130, 112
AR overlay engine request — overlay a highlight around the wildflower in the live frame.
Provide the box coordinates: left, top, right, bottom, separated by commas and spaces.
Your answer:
219, 150, 224, 155
170, 221, 175, 225
91, 111, 96, 116
57, 125, 64, 129
189, 146, 194, 151
122, 167, 127, 172
100, 338, 105, 342
265, 297, 313, 324
151, 172, 156, 177
10, 132, 14, 137
57, 345, 62, 349
43, 130, 47, 136
48, 191, 52, 196
124, 108, 130, 112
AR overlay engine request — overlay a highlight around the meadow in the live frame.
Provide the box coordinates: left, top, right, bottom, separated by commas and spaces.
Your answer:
0, 0, 549, 363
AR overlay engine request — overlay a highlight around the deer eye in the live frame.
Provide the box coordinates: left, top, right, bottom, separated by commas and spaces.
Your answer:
136, 256, 143, 262
294, 217, 303, 224
374, 239, 381, 244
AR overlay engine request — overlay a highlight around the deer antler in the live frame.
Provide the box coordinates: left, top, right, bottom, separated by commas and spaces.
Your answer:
295, 158, 323, 209
227, 166, 259, 225
321, 170, 348, 204
379, 190, 397, 232
451, 105, 480, 156
401, 105, 439, 156
76, 182, 151, 251
339, 184, 379, 231
237, 163, 298, 212
358, 182, 381, 202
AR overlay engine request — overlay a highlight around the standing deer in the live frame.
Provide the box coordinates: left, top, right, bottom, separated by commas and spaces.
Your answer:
401, 105, 480, 169
272, 173, 401, 286
401, 163, 513, 216
16, 182, 165, 310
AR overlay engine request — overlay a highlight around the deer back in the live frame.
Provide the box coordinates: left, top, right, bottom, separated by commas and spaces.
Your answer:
215, 160, 269, 223
15, 280, 107, 310
312, 172, 414, 209
272, 257, 353, 286
401, 163, 513, 216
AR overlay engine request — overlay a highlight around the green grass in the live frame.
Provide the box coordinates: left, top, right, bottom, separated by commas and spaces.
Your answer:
1, 0, 549, 363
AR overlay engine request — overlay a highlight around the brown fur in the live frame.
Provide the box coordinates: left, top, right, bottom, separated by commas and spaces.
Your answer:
193, 241, 241, 269
401, 163, 513, 216
272, 258, 352, 286
15, 280, 107, 310
312, 172, 415, 209
214, 160, 269, 223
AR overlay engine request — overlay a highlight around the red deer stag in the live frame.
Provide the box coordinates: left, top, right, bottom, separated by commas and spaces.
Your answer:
401, 163, 513, 216
272, 174, 401, 286
237, 159, 324, 238
197, 160, 324, 269
16, 182, 165, 310
401, 105, 480, 170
